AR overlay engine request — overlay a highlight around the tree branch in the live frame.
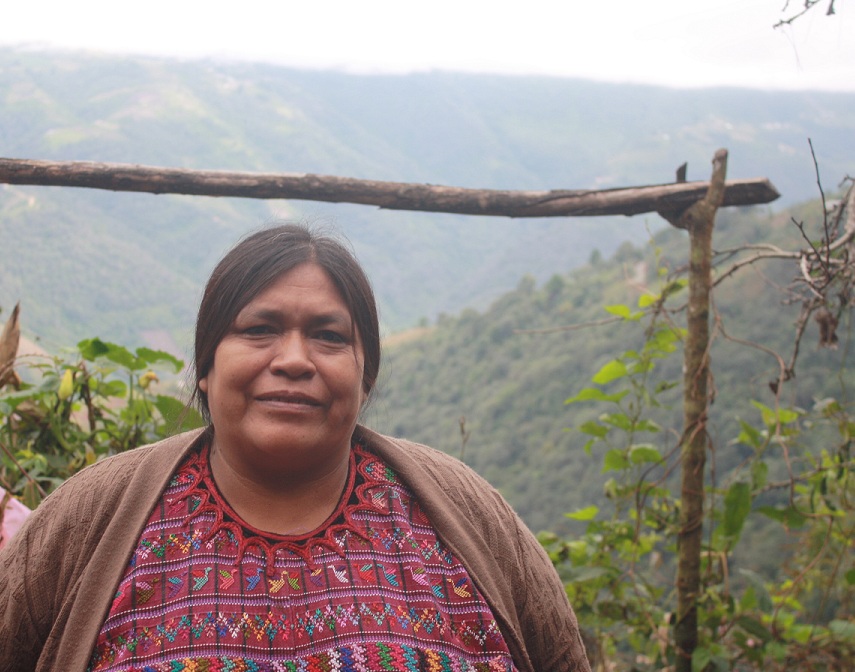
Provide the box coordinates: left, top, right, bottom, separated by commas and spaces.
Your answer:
0, 157, 780, 219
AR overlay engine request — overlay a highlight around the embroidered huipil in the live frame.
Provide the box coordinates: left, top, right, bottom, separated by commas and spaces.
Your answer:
88, 444, 518, 671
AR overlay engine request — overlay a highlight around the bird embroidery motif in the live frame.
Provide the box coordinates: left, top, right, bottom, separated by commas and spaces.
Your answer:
448, 577, 471, 598
246, 567, 264, 591
410, 566, 430, 586
376, 564, 400, 587
134, 577, 159, 604
308, 567, 324, 587
269, 571, 286, 594
357, 563, 376, 583
329, 565, 349, 584
166, 575, 184, 598
287, 571, 302, 591
218, 569, 235, 590
191, 566, 212, 591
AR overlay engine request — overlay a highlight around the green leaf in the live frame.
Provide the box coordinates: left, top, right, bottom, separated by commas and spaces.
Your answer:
104, 344, 144, 370
565, 387, 629, 404
646, 326, 681, 354
578, 421, 609, 438
22, 481, 42, 510
603, 449, 630, 473
829, 619, 855, 640
751, 461, 768, 491
77, 337, 110, 360
154, 394, 185, 422
136, 347, 184, 373
736, 616, 773, 642
845, 569, 855, 586
634, 419, 662, 433
751, 400, 800, 427
789, 624, 813, 644
692, 646, 711, 672
79, 338, 144, 370
662, 278, 688, 297
740, 585, 757, 611
757, 505, 808, 529
722, 482, 751, 539
604, 304, 632, 318
630, 444, 663, 464
603, 305, 644, 320
737, 419, 763, 450
637, 292, 659, 308
739, 569, 773, 612
601, 412, 632, 431
766, 641, 787, 661
776, 408, 800, 424
592, 360, 628, 385
100, 380, 128, 398
566, 565, 611, 583
565, 505, 599, 521
154, 395, 204, 432
655, 380, 679, 393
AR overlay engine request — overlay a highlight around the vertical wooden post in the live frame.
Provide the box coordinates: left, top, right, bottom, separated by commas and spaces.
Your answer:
663, 149, 728, 671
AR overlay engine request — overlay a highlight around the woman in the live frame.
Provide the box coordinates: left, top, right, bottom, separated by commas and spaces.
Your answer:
0, 225, 590, 671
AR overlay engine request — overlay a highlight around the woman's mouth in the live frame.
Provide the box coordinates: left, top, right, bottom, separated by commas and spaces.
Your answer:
256, 392, 322, 407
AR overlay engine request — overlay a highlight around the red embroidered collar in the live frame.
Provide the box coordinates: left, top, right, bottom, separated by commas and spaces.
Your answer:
167, 442, 389, 574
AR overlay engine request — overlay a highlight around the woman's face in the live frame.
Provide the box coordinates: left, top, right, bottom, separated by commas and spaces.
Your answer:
199, 262, 366, 482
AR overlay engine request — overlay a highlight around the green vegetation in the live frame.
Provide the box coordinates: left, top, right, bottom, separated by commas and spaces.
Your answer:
0, 338, 202, 508
546, 303, 853, 669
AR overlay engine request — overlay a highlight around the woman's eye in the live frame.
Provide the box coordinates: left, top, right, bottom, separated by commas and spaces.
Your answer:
243, 325, 274, 336
317, 330, 346, 344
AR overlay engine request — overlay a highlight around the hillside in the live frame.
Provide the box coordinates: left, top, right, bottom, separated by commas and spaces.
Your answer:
364, 197, 851, 564
1, 48, 855, 351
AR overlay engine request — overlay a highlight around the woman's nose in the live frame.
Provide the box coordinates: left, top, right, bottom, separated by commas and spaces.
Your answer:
269, 332, 315, 377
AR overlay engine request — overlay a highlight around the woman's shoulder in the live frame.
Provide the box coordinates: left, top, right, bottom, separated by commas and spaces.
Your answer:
355, 425, 512, 519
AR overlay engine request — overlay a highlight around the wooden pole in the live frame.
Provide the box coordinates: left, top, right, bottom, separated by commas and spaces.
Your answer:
0, 157, 778, 218
672, 149, 727, 671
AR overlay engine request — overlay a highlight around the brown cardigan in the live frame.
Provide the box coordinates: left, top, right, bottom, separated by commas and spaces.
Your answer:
0, 426, 590, 671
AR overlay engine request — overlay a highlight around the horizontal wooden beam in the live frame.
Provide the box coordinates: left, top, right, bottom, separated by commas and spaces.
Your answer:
0, 157, 779, 218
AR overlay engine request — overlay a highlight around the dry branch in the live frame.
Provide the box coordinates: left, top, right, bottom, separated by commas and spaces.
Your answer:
0, 158, 779, 219
0, 303, 21, 389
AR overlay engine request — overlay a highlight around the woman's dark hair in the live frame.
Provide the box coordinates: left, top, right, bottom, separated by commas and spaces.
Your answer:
192, 224, 380, 422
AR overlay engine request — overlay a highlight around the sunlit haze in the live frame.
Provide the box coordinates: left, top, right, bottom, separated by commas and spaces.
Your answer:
1, 0, 853, 90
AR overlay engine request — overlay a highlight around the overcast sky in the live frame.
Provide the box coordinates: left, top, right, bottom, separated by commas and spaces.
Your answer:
1, 0, 852, 91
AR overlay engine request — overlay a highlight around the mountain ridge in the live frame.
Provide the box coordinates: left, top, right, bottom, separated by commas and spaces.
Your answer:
1, 48, 853, 350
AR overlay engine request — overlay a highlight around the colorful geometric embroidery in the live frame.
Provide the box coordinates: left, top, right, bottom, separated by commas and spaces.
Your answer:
88, 444, 517, 671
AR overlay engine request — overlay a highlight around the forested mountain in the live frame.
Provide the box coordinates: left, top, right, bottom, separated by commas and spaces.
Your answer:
1, 48, 854, 353
365, 197, 851, 567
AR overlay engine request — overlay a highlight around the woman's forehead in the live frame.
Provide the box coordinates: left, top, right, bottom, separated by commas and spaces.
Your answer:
243, 264, 350, 310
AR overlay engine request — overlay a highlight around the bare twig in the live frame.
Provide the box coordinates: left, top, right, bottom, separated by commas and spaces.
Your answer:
775, 0, 836, 28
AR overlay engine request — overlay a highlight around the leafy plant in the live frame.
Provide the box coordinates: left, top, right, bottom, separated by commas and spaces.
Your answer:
0, 337, 203, 509
542, 269, 855, 670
